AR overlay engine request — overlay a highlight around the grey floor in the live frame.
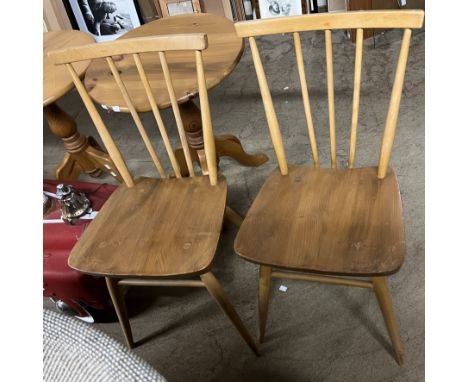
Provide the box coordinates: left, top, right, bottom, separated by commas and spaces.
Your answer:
44, 29, 424, 382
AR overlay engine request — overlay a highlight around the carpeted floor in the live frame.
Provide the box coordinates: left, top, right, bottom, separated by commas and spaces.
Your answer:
44, 28, 424, 382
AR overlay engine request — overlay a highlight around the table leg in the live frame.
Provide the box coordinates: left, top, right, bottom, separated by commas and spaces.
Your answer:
44, 102, 122, 182
174, 101, 268, 176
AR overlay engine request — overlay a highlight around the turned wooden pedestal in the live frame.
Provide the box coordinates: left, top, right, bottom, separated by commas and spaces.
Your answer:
175, 101, 268, 175
44, 102, 122, 181
44, 31, 122, 182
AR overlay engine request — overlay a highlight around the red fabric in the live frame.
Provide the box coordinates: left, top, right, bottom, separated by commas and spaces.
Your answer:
43, 180, 118, 316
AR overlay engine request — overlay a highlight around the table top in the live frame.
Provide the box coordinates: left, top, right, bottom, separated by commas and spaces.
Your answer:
43, 31, 95, 107
84, 13, 244, 112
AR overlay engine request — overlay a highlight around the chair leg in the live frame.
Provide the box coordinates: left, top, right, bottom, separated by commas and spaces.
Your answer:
200, 272, 259, 356
259, 265, 272, 343
105, 277, 134, 349
224, 206, 244, 227
372, 276, 405, 366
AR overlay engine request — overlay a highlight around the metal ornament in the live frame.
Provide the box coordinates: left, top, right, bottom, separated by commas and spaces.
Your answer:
56, 184, 91, 224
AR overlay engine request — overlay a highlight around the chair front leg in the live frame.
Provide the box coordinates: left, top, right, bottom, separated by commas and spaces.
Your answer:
259, 265, 272, 343
200, 271, 259, 356
372, 276, 405, 366
105, 277, 134, 349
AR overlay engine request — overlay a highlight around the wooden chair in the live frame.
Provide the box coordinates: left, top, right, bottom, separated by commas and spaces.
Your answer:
49, 34, 258, 355
233, 10, 424, 366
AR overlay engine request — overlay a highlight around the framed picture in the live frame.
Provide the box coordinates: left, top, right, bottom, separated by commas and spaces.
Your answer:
158, 0, 201, 17
253, 0, 307, 18
64, 0, 143, 42
309, 0, 318, 13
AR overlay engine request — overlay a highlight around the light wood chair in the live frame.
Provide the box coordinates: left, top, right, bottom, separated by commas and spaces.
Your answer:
49, 34, 258, 355
234, 10, 424, 366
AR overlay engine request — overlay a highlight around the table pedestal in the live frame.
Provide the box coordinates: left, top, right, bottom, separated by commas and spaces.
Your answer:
174, 101, 268, 175
44, 102, 122, 182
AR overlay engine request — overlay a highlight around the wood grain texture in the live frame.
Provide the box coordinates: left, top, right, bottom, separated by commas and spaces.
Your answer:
43, 31, 95, 106
235, 166, 405, 276
69, 176, 227, 277
84, 13, 244, 111
234, 10, 425, 37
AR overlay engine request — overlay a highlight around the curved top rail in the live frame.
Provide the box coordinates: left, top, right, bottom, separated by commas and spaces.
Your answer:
49, 33, 208, 64
235, 10, 424, 38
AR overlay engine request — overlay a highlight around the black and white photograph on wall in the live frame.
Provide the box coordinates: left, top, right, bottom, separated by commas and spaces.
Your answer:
65, 0, 142, 42
258, 0, 304, 18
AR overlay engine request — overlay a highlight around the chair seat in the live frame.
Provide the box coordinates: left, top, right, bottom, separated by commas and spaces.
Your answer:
234, 166, 405, 276
69, 176, 227, 278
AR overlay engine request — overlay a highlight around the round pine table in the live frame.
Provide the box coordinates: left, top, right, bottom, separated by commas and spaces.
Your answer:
44, 31, 122, 181
84, 13, 268, 175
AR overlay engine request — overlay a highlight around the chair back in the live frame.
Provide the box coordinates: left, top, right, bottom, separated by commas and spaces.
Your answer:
235, 10, 424, 178
49, 33, 219, 187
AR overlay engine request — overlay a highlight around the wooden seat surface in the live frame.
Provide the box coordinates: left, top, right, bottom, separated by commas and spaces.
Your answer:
235, 165, 405, 276
69, 176, 227, 278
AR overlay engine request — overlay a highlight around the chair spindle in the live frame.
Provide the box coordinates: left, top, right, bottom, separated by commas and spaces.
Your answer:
325, 30, 337, 168
378, 29, 412, 179
133, 53, 182, 178
293, 32, 320, 167
348, 28, 363, 168
65, 63, 135, 187
106, 57, 167, 178
159, 51, 196, 177
195, 50, 217, 185
248, 36, 288, 175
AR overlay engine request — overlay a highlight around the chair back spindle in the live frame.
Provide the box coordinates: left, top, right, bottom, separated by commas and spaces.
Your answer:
377, 28, 412, 179
235, 10, 424, 178
348, 28, 363, 169
249, 36, 289, 175
65, 63, 135, 187
293, 32, 320, 167
106, 56, 167, 178
325, 29, 337, 168
195, 50, 218, 185
133, 53, 182, 178
49, 34, 215, 185
159, 51, 196, 177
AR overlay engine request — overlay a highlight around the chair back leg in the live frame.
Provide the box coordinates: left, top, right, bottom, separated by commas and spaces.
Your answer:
200, 272, 259, 356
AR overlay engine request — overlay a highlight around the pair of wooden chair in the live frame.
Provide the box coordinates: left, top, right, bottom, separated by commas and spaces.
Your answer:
49, 9, 424, 366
